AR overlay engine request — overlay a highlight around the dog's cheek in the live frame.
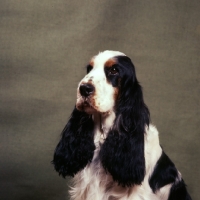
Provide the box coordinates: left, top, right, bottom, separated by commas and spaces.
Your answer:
103, 85, 116, 111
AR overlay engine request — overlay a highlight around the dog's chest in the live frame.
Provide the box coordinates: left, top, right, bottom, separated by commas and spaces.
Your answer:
69, 148, 168, 200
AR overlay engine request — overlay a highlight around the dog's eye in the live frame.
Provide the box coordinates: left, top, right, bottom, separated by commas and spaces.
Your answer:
87, 65, 93, 73
109, 66, 118, 75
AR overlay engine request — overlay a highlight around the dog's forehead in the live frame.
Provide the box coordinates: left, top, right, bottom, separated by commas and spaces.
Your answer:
91, 50, 125, 68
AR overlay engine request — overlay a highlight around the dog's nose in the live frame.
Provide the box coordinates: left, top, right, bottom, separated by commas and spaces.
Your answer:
79, 84, 94, 97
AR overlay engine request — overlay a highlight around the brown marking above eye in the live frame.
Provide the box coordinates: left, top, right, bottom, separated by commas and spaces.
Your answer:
105, 58, 117, 68
89, 59, 94, 67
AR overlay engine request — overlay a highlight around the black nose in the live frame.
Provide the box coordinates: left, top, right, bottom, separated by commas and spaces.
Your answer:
79, 84, 95, 97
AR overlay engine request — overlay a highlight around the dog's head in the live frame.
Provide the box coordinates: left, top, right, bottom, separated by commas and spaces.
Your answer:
76, 50, 126, 114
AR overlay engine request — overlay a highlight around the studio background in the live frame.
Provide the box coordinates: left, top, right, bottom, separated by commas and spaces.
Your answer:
0, 0, 199, 199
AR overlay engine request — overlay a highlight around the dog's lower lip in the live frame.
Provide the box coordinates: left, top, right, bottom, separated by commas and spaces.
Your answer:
83, 101, 93, 108
83, 101, 90, 106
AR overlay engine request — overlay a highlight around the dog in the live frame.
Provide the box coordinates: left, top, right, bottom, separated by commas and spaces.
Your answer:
52, 50, 192, 200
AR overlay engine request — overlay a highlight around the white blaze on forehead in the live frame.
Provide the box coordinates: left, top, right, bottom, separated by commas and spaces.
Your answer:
93, 50, 125, 67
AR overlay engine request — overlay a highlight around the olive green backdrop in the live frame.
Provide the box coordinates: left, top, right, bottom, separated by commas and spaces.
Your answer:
0, 0, 199, 199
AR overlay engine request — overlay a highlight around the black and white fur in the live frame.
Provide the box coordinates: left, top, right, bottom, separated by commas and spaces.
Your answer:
53, 50, 192, 200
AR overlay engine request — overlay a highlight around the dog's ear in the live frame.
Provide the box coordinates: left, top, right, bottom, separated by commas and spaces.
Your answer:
100, 56, 150, 187
52, 107, 95, 177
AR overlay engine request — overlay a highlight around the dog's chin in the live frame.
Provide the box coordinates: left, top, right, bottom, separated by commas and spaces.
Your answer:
76, 101, 97, 115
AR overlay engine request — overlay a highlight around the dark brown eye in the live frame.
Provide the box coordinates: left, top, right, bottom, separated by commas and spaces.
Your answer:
86, 65, 93, 73
110, 66, 118, 75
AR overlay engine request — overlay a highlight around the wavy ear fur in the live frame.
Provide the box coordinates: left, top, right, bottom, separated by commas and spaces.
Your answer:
52, 107, 95, 177
100, 56, 150, 187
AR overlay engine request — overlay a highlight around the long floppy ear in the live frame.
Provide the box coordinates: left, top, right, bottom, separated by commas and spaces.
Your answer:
100, 56, 150, 187
52, 107, 95, 177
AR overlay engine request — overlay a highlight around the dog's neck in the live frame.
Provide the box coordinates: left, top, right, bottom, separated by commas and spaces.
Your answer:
92, 111, 116, 146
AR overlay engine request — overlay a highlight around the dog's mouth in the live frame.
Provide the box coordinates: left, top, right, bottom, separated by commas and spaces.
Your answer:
76, 97, 96, 114
82, 100, 92, 108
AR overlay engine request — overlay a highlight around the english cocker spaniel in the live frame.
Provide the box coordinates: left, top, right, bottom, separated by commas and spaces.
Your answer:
52, 50, 192, 200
